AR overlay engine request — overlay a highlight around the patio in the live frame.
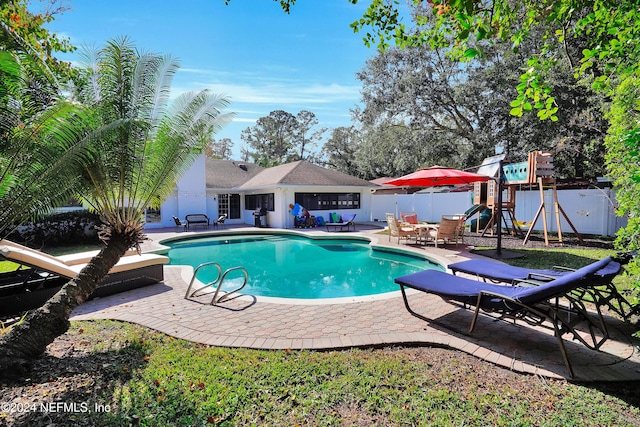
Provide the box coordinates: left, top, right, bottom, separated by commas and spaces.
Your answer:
70, 224, 640, 381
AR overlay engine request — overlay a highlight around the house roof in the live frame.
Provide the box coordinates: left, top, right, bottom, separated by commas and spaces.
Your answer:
205, 159, 265, 189
239, 160, 377, 189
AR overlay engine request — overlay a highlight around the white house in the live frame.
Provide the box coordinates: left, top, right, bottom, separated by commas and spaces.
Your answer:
145, 156, 378, 229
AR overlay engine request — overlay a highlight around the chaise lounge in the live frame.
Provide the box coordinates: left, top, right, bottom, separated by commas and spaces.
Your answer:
325, 213, 357, 232
0, 240, 169, 317
447, 255, 637, 321
394, 256, 617, 377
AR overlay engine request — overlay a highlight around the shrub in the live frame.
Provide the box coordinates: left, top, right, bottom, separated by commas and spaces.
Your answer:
4, 210, 103, 248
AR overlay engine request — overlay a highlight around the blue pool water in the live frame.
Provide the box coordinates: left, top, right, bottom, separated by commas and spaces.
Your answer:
165, 234, 443, 299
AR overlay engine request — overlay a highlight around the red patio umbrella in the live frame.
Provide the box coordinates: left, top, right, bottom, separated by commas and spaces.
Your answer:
386, 165, 492, 187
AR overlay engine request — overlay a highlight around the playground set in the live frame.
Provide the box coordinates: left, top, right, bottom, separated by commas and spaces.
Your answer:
471, 151, 583, 246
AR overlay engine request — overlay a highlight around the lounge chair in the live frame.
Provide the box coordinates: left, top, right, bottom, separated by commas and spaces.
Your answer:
386, 213, 418, 244
394, 256, 616, 377
448, 255, 638, 321
0, 240, 169, 317
325, 213, 357, 232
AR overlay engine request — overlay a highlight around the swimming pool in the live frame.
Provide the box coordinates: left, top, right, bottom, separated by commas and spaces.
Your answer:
165, 233, 444, 300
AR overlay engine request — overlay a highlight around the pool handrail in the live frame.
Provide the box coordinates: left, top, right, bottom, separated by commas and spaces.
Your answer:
184, 261, 223, 299
184, 261, 249, 305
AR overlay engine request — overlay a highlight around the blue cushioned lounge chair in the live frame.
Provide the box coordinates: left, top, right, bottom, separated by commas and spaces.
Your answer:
394, 257, 616, 377
448, 254, 637, 321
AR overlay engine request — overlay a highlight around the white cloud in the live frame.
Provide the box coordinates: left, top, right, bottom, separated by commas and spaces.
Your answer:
231, 117, 258, 123
172, 79, 360, 106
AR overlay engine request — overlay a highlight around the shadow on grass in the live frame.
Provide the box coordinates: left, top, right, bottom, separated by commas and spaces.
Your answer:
489, 248, 615, 270
1, 336, 150, 426
584, 381, 640, 408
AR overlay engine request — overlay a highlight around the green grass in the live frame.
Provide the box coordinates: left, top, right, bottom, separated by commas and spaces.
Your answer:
60, 320, 639, 426
4, 242, 639, 425
0, 260, 20, 273
489, 247, 615, 270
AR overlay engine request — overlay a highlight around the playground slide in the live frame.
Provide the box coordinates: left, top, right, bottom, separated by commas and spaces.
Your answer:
464, 204, 485, 218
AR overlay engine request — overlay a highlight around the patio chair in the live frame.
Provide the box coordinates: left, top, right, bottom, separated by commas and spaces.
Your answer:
213, 214, 227, 229
172, 216, 187, 231
448, 254, 638, 321
394, 256, 616, 377
400, 212, 419, 225
386, 213, 418, 244
432, 216, 463, 247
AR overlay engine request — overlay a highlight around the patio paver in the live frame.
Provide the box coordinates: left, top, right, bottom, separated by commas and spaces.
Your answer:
70, 226, 640, 382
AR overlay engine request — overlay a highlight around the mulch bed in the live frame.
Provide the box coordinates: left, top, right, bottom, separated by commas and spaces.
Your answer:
463, 231, 615, 251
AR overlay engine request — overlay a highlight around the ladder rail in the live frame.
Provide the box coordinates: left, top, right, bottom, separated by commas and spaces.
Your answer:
210, 266, 249, 305
184, 262, 250, 304
184, 261, 223, 299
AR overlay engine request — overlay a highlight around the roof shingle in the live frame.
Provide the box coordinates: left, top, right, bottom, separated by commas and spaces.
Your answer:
239, 160, 376, 189
205, 159, 265, 189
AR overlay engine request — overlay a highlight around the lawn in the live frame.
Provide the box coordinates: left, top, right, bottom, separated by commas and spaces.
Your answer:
0, 245, 639, 426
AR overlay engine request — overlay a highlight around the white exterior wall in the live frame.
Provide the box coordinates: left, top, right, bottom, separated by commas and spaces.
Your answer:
147, 155, 208, 229
175, 155, 207, 216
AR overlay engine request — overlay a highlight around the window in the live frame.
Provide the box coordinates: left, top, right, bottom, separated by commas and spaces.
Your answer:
294, 193, 360, 210
145, 207, 161, 223
245, 193, 274, 211
219, 194, 241, 219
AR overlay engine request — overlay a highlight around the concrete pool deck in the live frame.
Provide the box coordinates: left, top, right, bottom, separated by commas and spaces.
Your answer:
70, 224, 640, 382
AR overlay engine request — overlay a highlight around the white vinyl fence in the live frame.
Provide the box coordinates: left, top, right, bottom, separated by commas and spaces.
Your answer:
371, 187, 626, 237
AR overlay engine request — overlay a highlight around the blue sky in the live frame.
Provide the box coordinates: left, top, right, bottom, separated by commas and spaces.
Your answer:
46, 0, 378, 159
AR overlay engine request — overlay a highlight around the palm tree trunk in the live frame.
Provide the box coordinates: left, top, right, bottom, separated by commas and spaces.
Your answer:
0, 233, 134, 378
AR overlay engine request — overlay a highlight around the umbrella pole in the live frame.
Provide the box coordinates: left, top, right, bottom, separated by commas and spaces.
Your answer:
496, 160, 503, 255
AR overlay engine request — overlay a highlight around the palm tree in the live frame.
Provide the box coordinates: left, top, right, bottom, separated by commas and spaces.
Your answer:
0, 37, 233, 375
1, 45, 101, 246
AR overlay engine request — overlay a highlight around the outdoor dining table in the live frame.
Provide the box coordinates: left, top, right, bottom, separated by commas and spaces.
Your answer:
410, 222, 439, 245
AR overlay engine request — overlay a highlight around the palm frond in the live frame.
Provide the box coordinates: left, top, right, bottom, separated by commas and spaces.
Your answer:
133, 53, 179, 126
67, 37, 234, 232
0, 100, 97, 232
132, 92, 234, 208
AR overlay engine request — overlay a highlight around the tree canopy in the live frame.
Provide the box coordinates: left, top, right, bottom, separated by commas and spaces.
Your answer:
1, 0, 75, 84
351, 0, 640, 120
241, 109, 325, 167
0, 29, 234, 372
353, 15, 609, 178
